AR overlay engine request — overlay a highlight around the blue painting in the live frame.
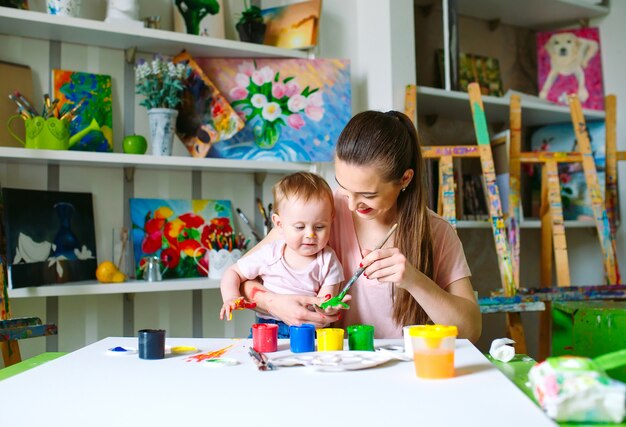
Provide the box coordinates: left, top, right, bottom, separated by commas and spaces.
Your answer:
194, 58, 351, 162
530, 121, 605, 220
2, 188, 97, 288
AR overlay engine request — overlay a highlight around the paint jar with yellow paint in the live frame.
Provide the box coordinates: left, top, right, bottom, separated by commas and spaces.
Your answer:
316, 328, 344, 351
409, 325, 458, 379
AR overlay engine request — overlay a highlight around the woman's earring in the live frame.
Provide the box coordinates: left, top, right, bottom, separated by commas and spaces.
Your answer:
401, 187, 406, 192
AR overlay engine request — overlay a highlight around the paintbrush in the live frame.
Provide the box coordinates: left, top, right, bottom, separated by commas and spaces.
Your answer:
256, 198, 268, 236
320, 223, 398, 310
248, 347, 276, 371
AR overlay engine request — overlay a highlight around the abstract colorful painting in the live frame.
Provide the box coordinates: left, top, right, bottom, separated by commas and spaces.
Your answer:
196, 58, 351, 162
53, 69, 113, 152
537, 27, 604, 111
173, 51, 245, 158
2, 188, 97, 289
530, 121, 605, 220
262, 0, 321, 49
130, 198, 235, 279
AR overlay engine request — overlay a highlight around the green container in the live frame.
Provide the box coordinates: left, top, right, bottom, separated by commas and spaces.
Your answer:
552, 300, 626, 383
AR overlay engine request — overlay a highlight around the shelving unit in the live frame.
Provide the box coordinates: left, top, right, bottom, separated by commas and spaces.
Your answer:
0, 7, 307, 58
0, 147, 316, 174
416, 86, 605, 126
9, 278, 219, 298
456, 219, 596, 229
0, 4, 316, 347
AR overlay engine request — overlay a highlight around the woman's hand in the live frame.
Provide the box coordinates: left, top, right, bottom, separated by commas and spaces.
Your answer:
360, 247, 422, 289
263, 293, 341, 328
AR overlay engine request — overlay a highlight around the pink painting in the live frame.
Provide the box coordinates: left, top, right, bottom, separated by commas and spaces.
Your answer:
537, 27, 604, 111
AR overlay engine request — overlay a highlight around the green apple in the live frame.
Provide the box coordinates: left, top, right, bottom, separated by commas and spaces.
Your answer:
123, 134, 148, 154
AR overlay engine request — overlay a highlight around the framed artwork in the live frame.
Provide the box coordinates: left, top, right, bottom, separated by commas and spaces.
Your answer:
0, 0, 29, 9
436, 50, 504, 96
2, 188, 97, 289
261, 0, 321, 49
529, 121, 605, 220
537, 27, 604, 111
195, 57, 351, 162
173, 51, 245, 158
129, 198, 235, 279
172, 0, 225, 38
53, 69, 113, 152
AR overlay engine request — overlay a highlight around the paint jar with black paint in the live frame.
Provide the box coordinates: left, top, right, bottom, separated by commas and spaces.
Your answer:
138, 329, 166, 360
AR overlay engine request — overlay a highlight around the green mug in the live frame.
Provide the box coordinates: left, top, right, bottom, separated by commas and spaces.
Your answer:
7, 115, 100, 150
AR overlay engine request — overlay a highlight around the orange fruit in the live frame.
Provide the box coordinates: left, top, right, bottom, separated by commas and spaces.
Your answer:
111, 271, 126, 283
96, 261, 118, 283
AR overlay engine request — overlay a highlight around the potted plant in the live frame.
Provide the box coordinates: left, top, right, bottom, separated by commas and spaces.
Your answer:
135, 56, 191, 156
235, 0, 266, 44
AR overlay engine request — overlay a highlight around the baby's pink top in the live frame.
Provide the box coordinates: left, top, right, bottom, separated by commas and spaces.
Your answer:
329, 192, 472, 338
237, 240, 344, 320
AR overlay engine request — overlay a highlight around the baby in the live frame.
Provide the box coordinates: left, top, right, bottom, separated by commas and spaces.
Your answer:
219, 172, 344, 337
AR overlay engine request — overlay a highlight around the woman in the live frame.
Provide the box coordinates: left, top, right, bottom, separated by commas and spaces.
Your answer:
242, 110, 481, 342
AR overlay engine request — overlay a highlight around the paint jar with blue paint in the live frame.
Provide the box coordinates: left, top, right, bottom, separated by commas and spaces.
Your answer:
347, 324, 375, 351
289, 324, 316, 353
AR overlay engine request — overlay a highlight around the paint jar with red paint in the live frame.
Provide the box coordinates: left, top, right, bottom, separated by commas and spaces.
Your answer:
289, 324, 316, 353
252, 323, 278, 353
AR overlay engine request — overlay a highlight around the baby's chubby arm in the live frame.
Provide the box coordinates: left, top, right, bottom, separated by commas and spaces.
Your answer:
219, 265, 254, 320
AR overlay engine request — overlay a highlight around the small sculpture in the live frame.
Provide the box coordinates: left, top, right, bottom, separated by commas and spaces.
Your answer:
105, 0, 139, 23
175, 0, 220, 35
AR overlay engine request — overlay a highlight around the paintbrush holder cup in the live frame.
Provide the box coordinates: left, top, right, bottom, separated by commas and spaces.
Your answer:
208, 249, 243, 280
8, 115, 70, 150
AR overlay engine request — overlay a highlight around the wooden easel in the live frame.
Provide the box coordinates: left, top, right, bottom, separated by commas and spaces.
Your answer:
507, 93, 621, 359
405, 84, 530, 352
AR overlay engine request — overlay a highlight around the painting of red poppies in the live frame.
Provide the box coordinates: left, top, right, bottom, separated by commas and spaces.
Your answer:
129, 198, 235, 279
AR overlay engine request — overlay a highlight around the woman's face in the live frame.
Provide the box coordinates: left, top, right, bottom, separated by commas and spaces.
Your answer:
334, 159, 408, 222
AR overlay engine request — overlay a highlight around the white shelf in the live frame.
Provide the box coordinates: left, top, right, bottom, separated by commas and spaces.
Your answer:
0, 146, 318, 174
416, 86, 605, 126
415, 0, 608, 29
0, 7, 307, 58
8, 277, 220, 298
456, 219, 597, 229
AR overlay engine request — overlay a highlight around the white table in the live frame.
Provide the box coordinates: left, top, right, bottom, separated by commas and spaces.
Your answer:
1, 337, 555, 427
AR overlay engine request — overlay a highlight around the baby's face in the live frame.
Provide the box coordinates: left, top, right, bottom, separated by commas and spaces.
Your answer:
275, 196, 333, 257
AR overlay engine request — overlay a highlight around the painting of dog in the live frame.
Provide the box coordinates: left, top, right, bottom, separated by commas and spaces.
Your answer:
537, 28, 604, 111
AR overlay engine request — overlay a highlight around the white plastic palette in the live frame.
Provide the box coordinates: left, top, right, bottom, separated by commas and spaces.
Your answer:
269, 351, 393, 372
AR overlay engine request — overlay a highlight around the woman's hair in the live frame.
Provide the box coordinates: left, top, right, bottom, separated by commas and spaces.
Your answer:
273, 171, 335, 216
335, 110, 433, 326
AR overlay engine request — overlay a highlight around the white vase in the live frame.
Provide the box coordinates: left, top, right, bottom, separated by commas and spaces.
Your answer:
147, 108, 178, 156
47, 0, 82, 17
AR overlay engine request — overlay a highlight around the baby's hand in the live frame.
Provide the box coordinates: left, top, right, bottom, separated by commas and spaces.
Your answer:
316, 294, 351, 314
220, 297, 256, 321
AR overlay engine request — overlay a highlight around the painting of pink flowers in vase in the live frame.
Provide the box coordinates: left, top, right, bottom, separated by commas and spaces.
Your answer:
195, 58, 351, 162
130, 198, 235, 280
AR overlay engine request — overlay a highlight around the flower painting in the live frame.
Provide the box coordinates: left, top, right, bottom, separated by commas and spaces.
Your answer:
2, 188, 97, 288
130, 198, 235, 279
196, 58, 351, 162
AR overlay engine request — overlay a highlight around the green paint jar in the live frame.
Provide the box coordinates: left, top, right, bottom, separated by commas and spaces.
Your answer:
347, 324, 375, 351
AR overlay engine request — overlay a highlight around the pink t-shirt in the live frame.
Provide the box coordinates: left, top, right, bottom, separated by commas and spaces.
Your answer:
237, 240, 344, 320
329, 192, 471, 338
